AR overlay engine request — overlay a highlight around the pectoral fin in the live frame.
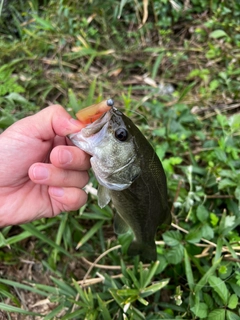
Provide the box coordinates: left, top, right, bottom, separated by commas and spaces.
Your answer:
114, 213, 129, 235
98, 185, 111, 208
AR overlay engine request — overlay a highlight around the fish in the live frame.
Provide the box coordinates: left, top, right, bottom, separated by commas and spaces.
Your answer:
69, 100, 171, 261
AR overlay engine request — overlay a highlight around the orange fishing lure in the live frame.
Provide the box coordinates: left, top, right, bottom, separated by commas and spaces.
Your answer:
75, 99, 114, 124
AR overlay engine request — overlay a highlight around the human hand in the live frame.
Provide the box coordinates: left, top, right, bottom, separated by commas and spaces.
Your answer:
0, 105, 90, 227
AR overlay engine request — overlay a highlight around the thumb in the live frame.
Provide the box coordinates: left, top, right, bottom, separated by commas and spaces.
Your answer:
24, 105, 84, 141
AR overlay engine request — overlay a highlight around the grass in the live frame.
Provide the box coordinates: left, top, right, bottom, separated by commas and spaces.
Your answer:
0, 0, 240, 319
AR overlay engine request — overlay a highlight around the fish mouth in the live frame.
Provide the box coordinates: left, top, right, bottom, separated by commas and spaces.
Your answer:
81, 111, 112, 137
68, 111, 112, 154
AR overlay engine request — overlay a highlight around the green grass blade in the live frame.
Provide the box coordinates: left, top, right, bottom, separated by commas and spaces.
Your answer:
0, 279, 48, 297
194, 258, 222, 294
76, 220, 104, 249
184, 249, 194, 291
141, 279, 170, 297
97, 294, 112, 320
0, 302, 41, 316
151, 53, 164, 80
141, 261, 160, 288
53, 212, 69, 262
43, 304, 66, 320
50, 276, 76, 297
21, 223, 72, 257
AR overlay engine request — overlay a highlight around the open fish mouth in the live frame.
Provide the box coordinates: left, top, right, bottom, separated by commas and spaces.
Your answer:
80, 111, 112, 137
68, 111, 111, 155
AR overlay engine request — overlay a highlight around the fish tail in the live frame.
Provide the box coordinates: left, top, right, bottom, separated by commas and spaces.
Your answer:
127, 241, 157, 262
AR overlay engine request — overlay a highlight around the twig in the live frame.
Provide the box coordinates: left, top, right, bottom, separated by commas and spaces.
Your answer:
222, 257, 240, 263
171, 222, 217, 247
82, 245, 122, 284
81, 256, 122, 270
78, 274, 123, 288
81, 256, 149, 270
206, 194, 234, 199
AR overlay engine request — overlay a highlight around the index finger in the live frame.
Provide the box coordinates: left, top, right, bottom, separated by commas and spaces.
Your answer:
27, 105, 84, 141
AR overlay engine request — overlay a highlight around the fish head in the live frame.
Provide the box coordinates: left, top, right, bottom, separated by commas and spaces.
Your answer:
69, 107, 141, 191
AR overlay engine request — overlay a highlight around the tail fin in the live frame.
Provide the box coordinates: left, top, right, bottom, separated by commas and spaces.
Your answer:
127, 241, 157, 262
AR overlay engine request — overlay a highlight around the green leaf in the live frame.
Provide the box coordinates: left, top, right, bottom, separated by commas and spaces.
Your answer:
215, 149, 227, 162
210, 213, 219, 227
203, 293, 214, 309
0, 109, 16, 128
162, 230, 182, 246
227, 294, 238, 310
208, 276, 229, 305
196, 205, 209, 222
6, 92, 28, 103
209, 30, 228, 38
226, 310, 240, 320
207, 309, 226, 320
201, 224, 214, 240
191, 302, 208, 318
229, 113, 240, 132
185, 229, 202, 244
209, 79, 219, 91
235, 185, 240, 203
166, 244, 184, 264
224, 216, 236, 229
218, 178, 237, 190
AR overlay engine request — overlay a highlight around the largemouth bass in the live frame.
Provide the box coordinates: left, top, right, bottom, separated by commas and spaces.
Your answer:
69, 100, 171, 261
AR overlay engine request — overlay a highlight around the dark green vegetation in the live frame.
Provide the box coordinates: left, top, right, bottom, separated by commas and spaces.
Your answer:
0, 0, 240, 318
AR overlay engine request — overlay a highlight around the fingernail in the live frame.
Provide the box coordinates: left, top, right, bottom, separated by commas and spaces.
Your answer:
49, 187, 64, 197
69, 118, 82, 127
33, 166, 49, 180
59, 149, 72, 165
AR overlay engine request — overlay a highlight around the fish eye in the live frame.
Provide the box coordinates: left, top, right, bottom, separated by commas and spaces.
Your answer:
115, 128, 128, 141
